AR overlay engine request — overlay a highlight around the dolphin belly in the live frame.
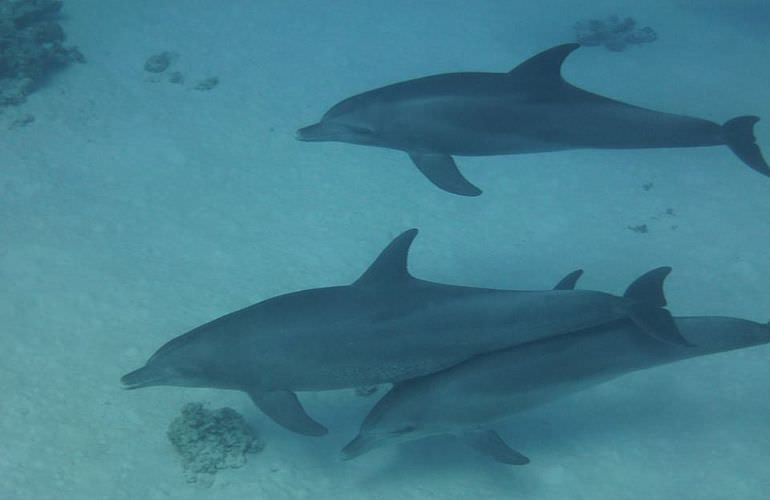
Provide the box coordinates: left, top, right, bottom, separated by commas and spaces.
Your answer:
399, 99, 726, 156
404, 316, 770, 425
343, 316, 770, 462
519, 102, 726, 150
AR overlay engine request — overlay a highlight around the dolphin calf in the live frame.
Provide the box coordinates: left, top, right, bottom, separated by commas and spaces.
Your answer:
342, 314, 770, 464
122, 230, 682, 436
297, 43, 769, 196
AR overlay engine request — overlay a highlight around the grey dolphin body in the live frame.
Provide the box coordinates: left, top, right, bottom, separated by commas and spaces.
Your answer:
121, 230, 681, 436
297, 44, 769, 196
342, 315, 770, 464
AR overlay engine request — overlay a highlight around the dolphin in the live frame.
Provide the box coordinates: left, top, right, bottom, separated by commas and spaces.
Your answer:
297, 43, 769, 196
121, 230, 683, 436
342, 314, 770, 464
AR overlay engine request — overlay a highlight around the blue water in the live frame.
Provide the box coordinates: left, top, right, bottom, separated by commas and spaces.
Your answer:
2, 1, 769, 498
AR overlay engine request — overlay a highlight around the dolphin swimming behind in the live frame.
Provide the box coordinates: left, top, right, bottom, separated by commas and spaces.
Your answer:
121, 230, 682, 436
297, 43, 769, 195
342, 314, 770, 464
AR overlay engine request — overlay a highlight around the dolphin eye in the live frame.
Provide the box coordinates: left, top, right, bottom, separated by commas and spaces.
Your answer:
349, 125, 374, 135
392, 425, 416, 435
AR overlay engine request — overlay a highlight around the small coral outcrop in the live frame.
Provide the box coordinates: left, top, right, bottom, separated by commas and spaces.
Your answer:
574, 15, 657, 52
0, 0, 84, 106
167, 402, 265, 486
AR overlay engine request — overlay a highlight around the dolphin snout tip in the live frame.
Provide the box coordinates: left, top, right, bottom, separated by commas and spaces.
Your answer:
120, 372, 140, 389
340, 435, 375, 461
340, 449, 362, 462
120, 366, 156, 390
296, 122, 330, 142
295, 124, 316, 141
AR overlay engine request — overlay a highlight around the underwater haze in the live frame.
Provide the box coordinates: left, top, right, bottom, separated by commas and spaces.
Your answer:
2, 0, 769, 498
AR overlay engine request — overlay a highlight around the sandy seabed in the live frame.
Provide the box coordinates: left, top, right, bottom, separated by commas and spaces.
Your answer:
2, 1, 769, 498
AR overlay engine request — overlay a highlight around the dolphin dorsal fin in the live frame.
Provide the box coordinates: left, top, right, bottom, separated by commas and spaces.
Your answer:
354, 229, 418, 288
623, 266, 671, 307
553, 269, 584, 290
507, 43, 580, 86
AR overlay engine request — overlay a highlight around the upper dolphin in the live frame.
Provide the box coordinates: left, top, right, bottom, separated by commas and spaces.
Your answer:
342, 314, 770, 464
297, 43, 769, 196
121, 229, 682, 436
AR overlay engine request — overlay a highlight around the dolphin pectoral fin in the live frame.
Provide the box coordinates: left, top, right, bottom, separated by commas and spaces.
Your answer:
408, 153, 482, 196
459, 429, 530, 465
723, 116, 770, 177
247, 389, 328, 436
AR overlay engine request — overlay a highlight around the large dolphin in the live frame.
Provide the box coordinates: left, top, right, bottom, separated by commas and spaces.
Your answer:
297, 43, 769, 196
121, 230, 683, 436
342, 314, 770, 464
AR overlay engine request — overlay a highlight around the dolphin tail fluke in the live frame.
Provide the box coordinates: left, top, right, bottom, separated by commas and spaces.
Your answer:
408, 153, 482, 196
723, 116, 770, 177
623, 267, 693, 347
247, 389, 328, 436
459, 429, 530, 465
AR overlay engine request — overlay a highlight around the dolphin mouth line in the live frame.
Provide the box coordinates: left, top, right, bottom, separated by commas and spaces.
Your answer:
120, 379, 158, 390
120, 369, 167, 390
296, 122, 350, 142
341, 434, 381, 460
296, 125, 323, 141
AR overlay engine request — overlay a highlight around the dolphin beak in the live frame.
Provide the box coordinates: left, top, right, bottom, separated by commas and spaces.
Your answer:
120, 365, 163, 390
296, 123, 327, 141
341, 433, 381, 460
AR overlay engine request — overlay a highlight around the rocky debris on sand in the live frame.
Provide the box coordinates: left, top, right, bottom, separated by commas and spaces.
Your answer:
8, 112, 33, 128
142, 52, 219, 89
574, 15, 657, 52
167, 402, 265, 486
193, 76, 218, 91
0, 0, 84, 106
168, 70, 184, 85
143, 51, 177, 73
